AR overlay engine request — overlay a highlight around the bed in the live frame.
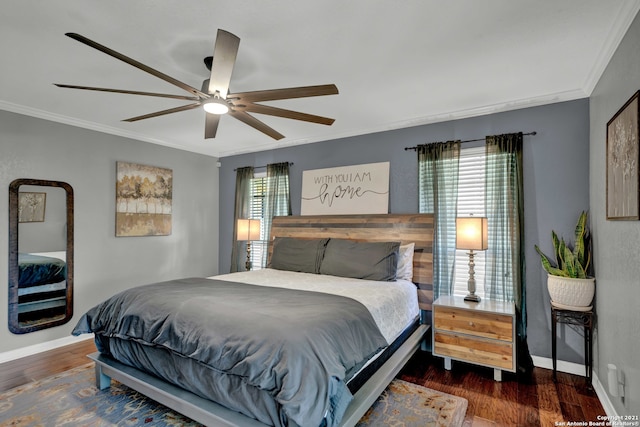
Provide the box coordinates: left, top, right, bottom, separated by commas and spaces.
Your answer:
73, 213, 434, 427
17, 251, 67, 323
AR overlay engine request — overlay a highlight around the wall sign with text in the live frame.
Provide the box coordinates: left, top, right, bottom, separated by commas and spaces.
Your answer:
301, 162, 390, 215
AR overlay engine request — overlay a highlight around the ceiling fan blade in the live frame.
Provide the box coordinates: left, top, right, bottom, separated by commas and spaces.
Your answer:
229, 84, 338, 102
54, 84, 200, 101
65, 33, 208, 98
229, 110, 284, 140
241, 103, 335, 125
208, 30, 240, 99
123, 102, 201, 122
205, 113, 221, 139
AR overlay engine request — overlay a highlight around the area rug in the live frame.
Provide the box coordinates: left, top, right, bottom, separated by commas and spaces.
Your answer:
0, 364, 467, 427
356, 379, 467, 427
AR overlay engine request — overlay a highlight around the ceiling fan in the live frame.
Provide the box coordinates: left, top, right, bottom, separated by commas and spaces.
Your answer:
55, 30, 339, 140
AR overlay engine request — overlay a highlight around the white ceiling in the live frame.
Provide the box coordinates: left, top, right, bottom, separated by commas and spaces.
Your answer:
2, 1, 639, 158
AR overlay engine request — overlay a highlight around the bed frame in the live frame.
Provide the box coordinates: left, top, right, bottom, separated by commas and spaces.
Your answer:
90, 213, 434, 427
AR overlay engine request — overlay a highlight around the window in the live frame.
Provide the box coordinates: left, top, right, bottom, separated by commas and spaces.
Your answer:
453, 146, 486, 298
248, 172, 267, 269
247, 170, 291, 269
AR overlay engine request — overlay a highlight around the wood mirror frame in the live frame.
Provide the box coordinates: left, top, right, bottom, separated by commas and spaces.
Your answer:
8, 179, 74, 334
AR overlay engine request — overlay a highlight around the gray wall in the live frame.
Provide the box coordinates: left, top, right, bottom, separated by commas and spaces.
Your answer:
590, 12, 640, 415
0, 110, 219, 353
219, 98, 591, 363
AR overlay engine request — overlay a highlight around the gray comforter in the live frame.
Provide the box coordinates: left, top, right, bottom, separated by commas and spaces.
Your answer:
72, 277, 387, 427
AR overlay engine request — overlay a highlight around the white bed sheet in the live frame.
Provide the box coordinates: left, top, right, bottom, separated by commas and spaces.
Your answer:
213, 268, 419, 344
28, 251, 66, 262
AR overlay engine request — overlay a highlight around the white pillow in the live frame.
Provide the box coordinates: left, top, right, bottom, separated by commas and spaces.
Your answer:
396, 243, 415, 281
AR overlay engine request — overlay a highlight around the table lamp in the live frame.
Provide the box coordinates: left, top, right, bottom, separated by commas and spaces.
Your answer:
456, 216, 488, 302
237, 218, 261, 271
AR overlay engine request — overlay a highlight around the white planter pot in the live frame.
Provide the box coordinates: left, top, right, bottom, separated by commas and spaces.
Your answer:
547, 275, 595, 308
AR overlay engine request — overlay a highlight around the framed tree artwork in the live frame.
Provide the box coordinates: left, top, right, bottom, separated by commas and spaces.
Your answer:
606, 90, 640, 220
18, 192, 46, 222
116, 161, 173, 236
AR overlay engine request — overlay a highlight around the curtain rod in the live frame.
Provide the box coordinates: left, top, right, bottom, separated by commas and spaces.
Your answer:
233, 162, 293, 171
403, 131, 537, 151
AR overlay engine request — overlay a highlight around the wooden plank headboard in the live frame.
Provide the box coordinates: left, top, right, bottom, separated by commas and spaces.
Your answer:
269, 214, 434, 311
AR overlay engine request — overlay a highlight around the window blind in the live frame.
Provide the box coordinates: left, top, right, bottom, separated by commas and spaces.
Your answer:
453, 146, 486, 298
249, 175, 267, 270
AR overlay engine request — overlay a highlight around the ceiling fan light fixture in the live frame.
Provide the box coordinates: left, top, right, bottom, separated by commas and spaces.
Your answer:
203, 97, 229, 115
58, 31, 337, 139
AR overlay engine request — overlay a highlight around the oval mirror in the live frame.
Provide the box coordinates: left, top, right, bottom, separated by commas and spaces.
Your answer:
8, 179, 74, 334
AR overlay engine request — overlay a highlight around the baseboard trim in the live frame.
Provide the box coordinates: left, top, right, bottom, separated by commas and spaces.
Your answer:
592, 370, 618, 418
0, 334, 94, 364
531, 355, 588, 376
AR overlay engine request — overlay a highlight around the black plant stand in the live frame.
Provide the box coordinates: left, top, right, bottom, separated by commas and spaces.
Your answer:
551, 302, 594, 386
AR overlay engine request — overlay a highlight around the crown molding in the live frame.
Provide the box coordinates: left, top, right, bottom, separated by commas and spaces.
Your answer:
583, 0, 640, 95
0, 100, 218, 158
217, 89, 588, 157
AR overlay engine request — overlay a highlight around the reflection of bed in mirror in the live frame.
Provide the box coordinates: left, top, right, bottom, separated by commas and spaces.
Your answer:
73, 214, 434, 427
8, 178, 74, 334
17, 251, 67, 324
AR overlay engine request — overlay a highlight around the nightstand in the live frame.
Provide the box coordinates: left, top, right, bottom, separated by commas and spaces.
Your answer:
432, 296, 516, 381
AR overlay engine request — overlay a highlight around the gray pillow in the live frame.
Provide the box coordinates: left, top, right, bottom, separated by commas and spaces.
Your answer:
319, 239, 400, 281
269, 237, 329, 274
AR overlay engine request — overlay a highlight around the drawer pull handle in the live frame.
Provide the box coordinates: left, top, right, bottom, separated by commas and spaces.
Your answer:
469, 322, 475, 327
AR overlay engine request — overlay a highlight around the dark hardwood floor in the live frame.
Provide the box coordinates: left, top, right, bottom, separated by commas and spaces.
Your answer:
398, 352, 605, 426
0, 338, 97, 393
0, 339, 605, 426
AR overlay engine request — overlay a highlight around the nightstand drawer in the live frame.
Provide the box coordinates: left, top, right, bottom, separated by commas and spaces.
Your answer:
434, 331, 514, 370
434, 305, 513, 342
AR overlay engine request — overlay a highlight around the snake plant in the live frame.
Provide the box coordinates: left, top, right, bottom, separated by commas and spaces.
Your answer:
535, 211, 591, 278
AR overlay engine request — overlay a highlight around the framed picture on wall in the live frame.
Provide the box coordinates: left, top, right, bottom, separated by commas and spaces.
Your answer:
116, 161, 173, 236
300, 162, 390, 215
18, 192, 46, 222
606, 90, 640, 220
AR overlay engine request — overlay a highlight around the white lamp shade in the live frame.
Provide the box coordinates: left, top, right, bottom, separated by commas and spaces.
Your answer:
456, 217, 488, 250
237, 219, 261, 241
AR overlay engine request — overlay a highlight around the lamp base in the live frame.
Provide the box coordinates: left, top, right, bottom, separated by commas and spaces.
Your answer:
464, 249, 480, 303
464, 293, 481, 303
245, 242, 252, 271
